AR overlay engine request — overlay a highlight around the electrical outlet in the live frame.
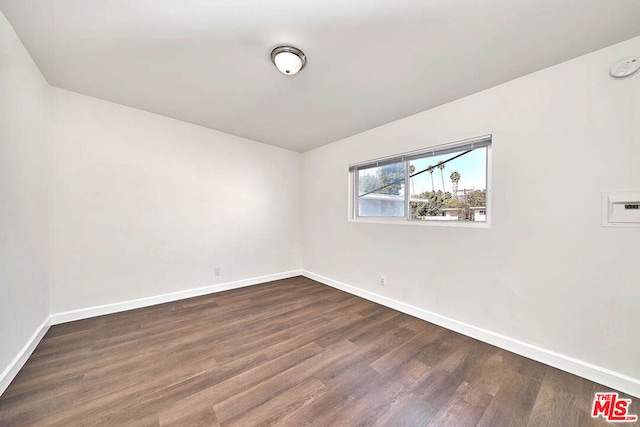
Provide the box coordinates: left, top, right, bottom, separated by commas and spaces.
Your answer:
215, 267, 222, 277
380, 276, 386, 286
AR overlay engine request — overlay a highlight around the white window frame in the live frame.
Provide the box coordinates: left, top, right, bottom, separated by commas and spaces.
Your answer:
348, 135, 492, 228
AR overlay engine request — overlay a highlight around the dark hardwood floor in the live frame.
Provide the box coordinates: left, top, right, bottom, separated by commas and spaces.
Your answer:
0, 276, 637, 426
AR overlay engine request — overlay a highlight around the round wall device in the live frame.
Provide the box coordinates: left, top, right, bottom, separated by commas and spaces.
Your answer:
610, 56, 640, 79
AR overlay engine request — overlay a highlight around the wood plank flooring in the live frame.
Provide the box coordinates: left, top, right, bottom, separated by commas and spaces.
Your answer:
0, 276, 637, 426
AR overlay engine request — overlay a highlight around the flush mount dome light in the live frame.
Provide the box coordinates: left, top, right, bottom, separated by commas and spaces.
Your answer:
271, 46, 306, 75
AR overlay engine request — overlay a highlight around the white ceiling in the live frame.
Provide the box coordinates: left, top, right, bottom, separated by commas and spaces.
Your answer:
2, 1, 640, 152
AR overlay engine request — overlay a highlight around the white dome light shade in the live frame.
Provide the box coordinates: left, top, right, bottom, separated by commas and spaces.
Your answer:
274, 52, 302, 75
271, 46, 306, 75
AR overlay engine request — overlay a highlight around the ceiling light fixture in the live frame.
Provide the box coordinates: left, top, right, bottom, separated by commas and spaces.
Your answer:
271, 46, 306, 76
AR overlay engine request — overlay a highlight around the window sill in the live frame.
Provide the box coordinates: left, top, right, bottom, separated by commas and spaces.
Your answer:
348, 217, 491, 228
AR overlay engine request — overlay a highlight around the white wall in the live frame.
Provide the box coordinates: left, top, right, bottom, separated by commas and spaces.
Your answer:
50, 88, 302, 313
303, 36, 640, 381
0, 11, 50, 375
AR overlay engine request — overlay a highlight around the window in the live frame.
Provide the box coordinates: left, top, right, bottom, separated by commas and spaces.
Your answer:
349, 135, 491, 225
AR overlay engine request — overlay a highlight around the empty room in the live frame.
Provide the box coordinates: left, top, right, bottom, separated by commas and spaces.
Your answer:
1, 1, 639, 425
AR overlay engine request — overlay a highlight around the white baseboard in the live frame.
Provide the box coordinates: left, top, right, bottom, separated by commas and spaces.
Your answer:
302, 270, 640, 398
50, 270, 303, 325
0, 317, 51, 396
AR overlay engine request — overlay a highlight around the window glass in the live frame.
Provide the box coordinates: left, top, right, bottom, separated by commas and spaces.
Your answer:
358, 162, 405, 217
409, 147, 487, 222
